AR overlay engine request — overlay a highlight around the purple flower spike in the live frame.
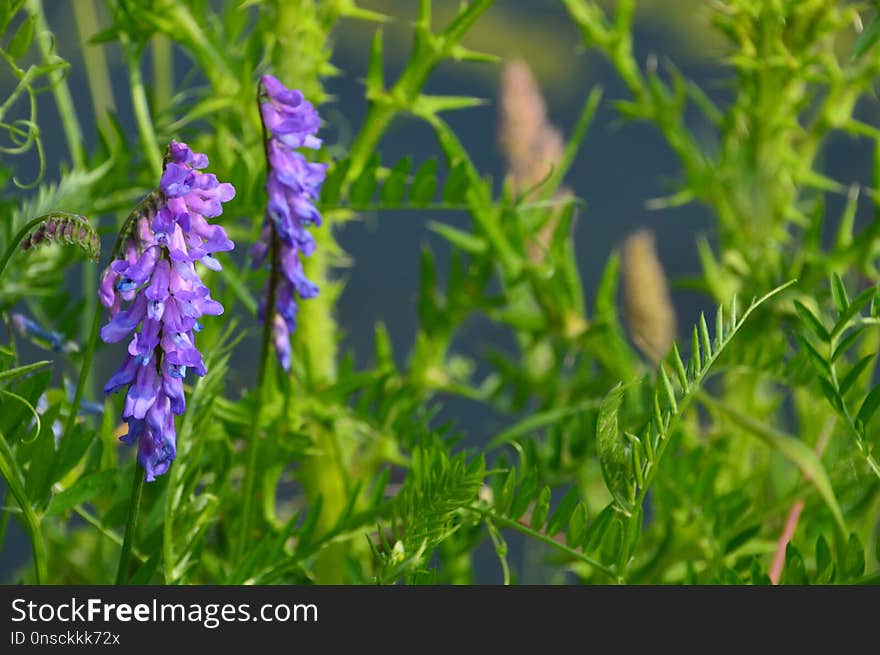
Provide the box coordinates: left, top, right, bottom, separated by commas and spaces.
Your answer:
99, 140, 235, 481
252, 74, 326, 370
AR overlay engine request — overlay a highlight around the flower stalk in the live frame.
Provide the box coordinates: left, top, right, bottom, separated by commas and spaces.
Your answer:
115, 463, 144, 584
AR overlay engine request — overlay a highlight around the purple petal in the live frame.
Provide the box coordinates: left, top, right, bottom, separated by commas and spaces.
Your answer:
100, 294, 147, 343
104, 355, 139, 394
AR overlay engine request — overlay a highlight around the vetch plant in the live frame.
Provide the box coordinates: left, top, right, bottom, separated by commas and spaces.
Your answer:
100, 141, 234, 483
0, 0, 879, 587
251, 74, 326, 371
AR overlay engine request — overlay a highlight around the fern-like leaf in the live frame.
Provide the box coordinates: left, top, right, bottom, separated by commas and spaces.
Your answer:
601, 280, 796, 515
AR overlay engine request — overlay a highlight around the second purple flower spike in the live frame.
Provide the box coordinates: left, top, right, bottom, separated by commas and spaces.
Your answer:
251, 74, 327, 371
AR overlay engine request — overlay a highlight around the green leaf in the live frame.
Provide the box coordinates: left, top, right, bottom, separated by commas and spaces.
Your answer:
530, 485, 551, 531
795, 334, 832, 379
584, 504, 614, 553
546, 486, 579, 537
350, 162, 378, 206
659, 365, 678, 414
370, 468, 390, 510
410, 158, 437, 205
565, 502, 587, 548
442, 161, 469, 204
596, 384, 634, 511
793, 300, 829, 342
339, 3, 392, 23
417, 246, 438, 323
0, 360, 51, 383
723, 524, 761, 555
87, 27, 119, 45
815, 535, 834, 584
876, 528, 880, 567
495, 467, 516, 514
600, 516, 623, 565
830, 273, 850, 315
380, 157, 410, 207
449, 43, 501, 64
45, 470, 116, 515
540, 87, 603, 198
781, 544, 807, 585
509, 466, 537, 520
698, 312, 712, 367
838, 355, 875, 397
831, 286, 874, 339
670, 344, 688, 389
412, 94, 486, 118
595, 252, 620, 320
320, 159, 349, 206
842, 534, 865, 580
0, 426, 44, 581
296, 496, 323, 550
856, 383, 880, 429
0, 3, 12, 34
129, 553, 161, 585
7, 14, 35, 59
23, 404, 59, 505
373, 322, 395, 370
851, 12, 880, 60
818, 377, 844, 415
802, 169, 845, 194
619, 506, 642, 565
832, 324, 867, 362
0, 371, 49, 444
428, 221, 488, 255
750, 559, 771, 585
698, 394, 847, 535
50, 423, 95, 483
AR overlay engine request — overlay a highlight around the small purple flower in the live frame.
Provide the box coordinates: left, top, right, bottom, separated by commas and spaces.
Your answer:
252, 74, 326, 370
100, 141, 235, 481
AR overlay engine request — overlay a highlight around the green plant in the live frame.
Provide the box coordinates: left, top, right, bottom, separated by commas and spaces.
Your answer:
0, 0, 878, 586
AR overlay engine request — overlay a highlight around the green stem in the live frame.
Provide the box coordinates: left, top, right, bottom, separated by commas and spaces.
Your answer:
28, 0, 86, 169
72, 0, 116, 141
116, 464, 145, 584
0, 429, 47, 583
121, 35, 163, 177
826, 336, 880, 480
470, 505, 619, 582
59, 301, 101, 453
74, 504, 145, 561
236, 231, 279, 562
0, 216, 53, 279
270, 1, 349, 582
162, 4, 238, 96
344, 0, 494, 186
151, 33, 173, 114
70, 9, 116, 379
0, 497, 9, 556
345, 104, 396, 187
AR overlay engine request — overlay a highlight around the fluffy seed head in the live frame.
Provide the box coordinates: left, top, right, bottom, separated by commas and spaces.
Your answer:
622, 229, 677, 362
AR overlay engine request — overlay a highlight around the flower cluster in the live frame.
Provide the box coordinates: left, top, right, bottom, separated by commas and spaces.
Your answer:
20, 212, 100, 262
251, 74, 326, 370
99, 141, 235, 481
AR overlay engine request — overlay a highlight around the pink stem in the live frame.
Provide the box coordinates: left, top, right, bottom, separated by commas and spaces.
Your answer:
769, 500, 805, 585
